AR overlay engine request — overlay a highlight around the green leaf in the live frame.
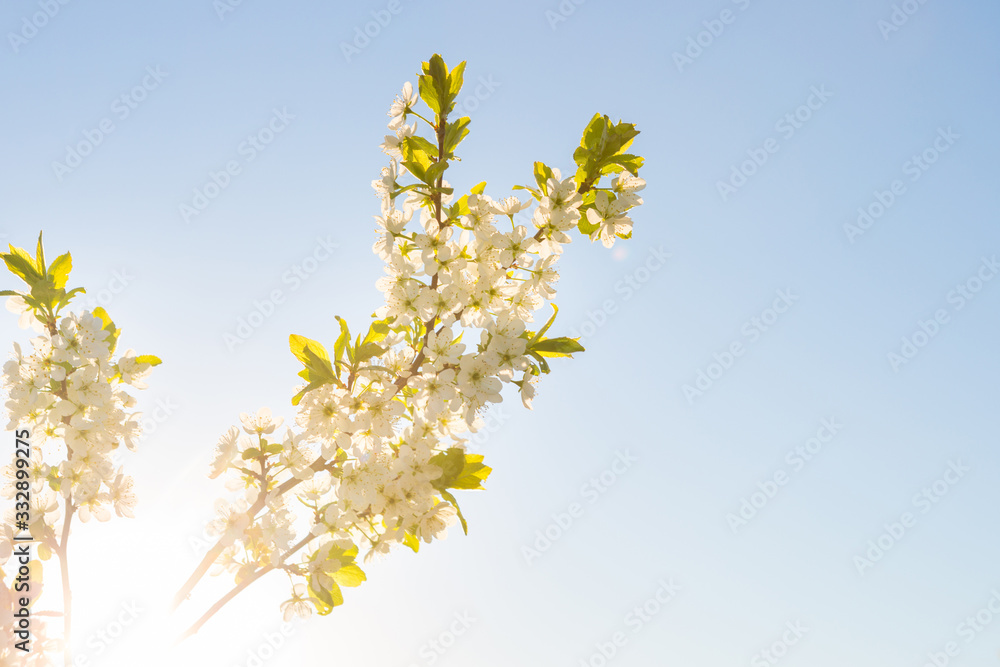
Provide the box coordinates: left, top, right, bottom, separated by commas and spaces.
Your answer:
0, 290, 21, 297
290, 334, 332, 368
431, 449, 491, 491
600, 153, 644, 176
402, 530, 420, 553
607, 120, 640, 155
581, 113, 608, 153
577, 213, 601, 235
289, 334, 338, 397
29, 281, 63, 311
354, 342, 385, 364
362, 320, 391, 347
308, 575, 343, 615
401, 161, 426, 183
419, 54, 463, 118
47, 253, 72, 290
424, 160, 449, 185
292, 381, 325, 406
533, 162, 555, 194
332, 564, 367, 588
532, 303, 559, 342
418, 74, 442, 115
449, 453, 492, 490
512, 184, 542, 200
34, 233, 45, 274
425, 54, 450, 111
327, 581, 345, 608
92, 307, 121, 353
447, 197, 471, 221
429, 448, 466, 490
2, 251, 41, 286
241, 448, 262, 460
573, 115, 643, 191
92, 307, 114, 330
402, 135, 438, 157
425, 54, 448, 87
447, 61, 466, 98
530, 337, 585, 358
400, 136, 435, 183
57, 286, 86, 311
440, 490, 468, 535
134, 354, 162, 367
337, 543, 359, 564
444, 117, 471, 156
332, 317, 351, 363
470, 181, 487, 195
528, 351, 551, 374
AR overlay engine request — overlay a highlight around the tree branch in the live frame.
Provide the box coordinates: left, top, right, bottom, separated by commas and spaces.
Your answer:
175, 535, 312, 643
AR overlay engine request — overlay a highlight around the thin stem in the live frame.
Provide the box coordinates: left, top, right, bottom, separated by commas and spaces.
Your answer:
176, 535, 311, 643
171, 457, 324, 610
171, 541, 227, 611
56, 502, 74, 667
408, 110, 435, 128
176, 564, 276, 644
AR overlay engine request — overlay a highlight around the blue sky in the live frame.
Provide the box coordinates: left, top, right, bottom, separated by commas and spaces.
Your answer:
2, 0, 999, 665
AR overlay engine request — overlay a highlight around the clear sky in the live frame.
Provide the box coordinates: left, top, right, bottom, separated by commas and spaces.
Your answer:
2, 0, 999, 665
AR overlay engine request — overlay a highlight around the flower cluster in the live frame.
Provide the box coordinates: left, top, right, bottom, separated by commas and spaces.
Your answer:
0, 301, 157, 550
0, 235, 160, 660
190, 54, 646, 625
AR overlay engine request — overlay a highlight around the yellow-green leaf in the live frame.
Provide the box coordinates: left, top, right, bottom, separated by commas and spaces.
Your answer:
332, 564, 367, 588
